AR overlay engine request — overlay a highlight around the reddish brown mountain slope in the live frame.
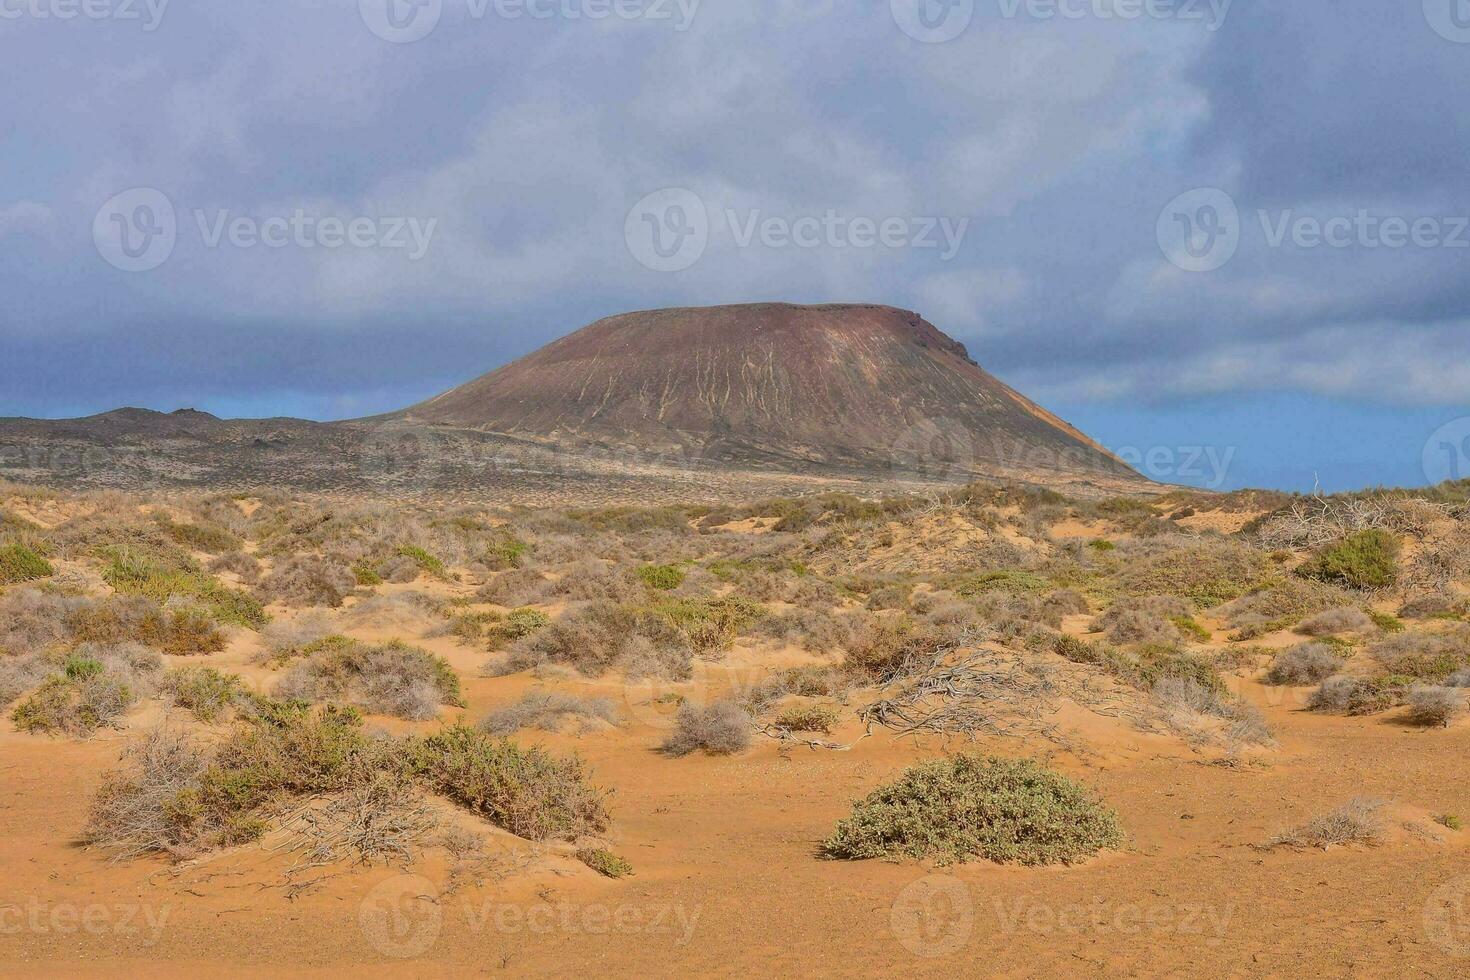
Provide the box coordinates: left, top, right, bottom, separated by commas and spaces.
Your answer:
399, 303, 1135, 481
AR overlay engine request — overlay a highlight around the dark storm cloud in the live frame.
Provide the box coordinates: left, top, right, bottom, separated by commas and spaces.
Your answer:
2, 0, 1468, 427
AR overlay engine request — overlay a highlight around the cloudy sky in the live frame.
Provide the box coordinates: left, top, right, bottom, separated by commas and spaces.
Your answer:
3, 0, 1468, 491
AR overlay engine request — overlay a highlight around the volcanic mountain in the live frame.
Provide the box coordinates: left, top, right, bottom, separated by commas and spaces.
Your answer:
397, 303, 1133, 481
0, 303, 1145, 496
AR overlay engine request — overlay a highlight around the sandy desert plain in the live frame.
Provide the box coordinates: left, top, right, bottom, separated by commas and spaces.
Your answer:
1, 475, 1469, 977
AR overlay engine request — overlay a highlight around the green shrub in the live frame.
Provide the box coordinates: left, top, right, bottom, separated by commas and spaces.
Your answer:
486, 608, 550, 649
153, 517, 241, 554
0, 543, 53, 584
12, 674, 135, 737
637, 563, 686, 591
395, 545, 447, 578
485, 536, 530, 570
1053, 635, 1224, 694
1115, 543, 1273, 607
1368, 611, 1405, 633
1171, 616, 1212, 642
1088, 539, 1116, 552
401, 724, 610, 841
102, 550, 267, 629
351, 560, 384, 586
951, 570, 1050, 598
161, 666, 245, 721
1298, 530, 1399, 590
652, 596, 764, 653
822, 755, 1124, 865
575, 847, 632, 878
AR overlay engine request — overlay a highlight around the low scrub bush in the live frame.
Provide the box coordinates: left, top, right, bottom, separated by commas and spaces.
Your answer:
257, 613, 336, 663
485, 608, 550, 650
154, 517, 240, 554
1268, 798, 1384, 850
1298, 530, 1399, 590
401, 724, 610, 841
660, 701, 752, 756
1398, 592, 1467, 620
1405, 685, 1465, 727
650, 596, 764, 654
0, 654, 51, 707
476, 568, 550, 606
276, 640, 463, 720
88, 708, 611, 860
575, 847, 632, 878
772, 703, 839, 734
1264, 644, 1345, 686
1294, 607, 1372, 636
503, 602, 693, 680
479, 692, 619, 735
206, 551, 261, 584
752, 608, 857, 653
160, 666, 246, 721
1367, 632, 1470, 681
256, 555, 357, 608
842, 615, 974, 682
1307, 675, 1407, 715
395, 544, 447, 579
1054, 636, 1225, 694
636, 563, 685, 591
821, 755, 1123, 865
11, 643, 161, 736
0, 543, 53, 584
104, 550, 267, 629
1113, 541, 1273, 607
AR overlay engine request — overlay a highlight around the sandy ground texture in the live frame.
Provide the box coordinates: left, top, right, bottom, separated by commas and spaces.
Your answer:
2, 483, 1470, 978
